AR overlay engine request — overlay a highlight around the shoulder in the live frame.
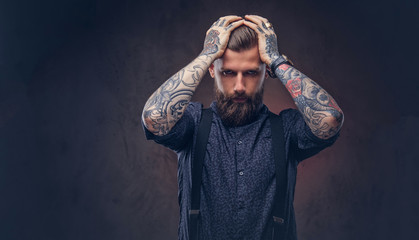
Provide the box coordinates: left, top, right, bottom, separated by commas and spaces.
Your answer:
186, 101, 203, 115
142, 102, 204, 151
279, 107, 340, 146
185, 101, 203, 124
268, 108, 301, 137
278, 108, 300, 118
278, 108, 301, 128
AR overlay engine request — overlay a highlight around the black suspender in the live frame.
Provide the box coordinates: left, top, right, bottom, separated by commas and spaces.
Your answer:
189, 108, 213, 240
269, 111, 289, 240
189, 109, 288, 240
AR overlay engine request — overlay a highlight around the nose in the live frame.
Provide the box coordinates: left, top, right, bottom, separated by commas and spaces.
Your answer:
234, 73, 245, 94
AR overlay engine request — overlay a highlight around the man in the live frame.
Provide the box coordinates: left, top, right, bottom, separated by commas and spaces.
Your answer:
142, 15, 344, 240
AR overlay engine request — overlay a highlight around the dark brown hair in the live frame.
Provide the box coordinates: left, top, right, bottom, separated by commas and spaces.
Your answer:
226, 25, 258, 52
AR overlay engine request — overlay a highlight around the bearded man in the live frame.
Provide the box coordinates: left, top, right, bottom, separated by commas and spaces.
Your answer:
142, 15, 344, 240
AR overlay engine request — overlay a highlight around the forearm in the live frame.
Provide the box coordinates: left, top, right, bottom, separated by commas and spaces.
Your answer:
240, 15, 344, 139
142, 54, 214, 136
275, 64, 344, 139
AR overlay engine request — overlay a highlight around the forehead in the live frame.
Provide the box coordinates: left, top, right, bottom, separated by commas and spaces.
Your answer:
215, 46, 263, 70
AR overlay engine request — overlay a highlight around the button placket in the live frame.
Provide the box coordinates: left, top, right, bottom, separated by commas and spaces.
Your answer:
236, 134, 246, 229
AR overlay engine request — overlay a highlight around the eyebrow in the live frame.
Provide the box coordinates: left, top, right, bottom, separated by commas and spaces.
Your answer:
220, 67, 261, 72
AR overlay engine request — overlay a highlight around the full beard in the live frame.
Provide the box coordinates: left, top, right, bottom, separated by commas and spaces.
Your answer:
215, 86, 264, 127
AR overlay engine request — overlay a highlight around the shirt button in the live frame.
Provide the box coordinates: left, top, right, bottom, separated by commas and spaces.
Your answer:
238, 171, 244, 176
237, 140, 242, 145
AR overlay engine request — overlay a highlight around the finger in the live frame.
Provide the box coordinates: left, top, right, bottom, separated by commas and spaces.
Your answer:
243, 20, 265, 35
247, 14, 269, 23
212, 16, 236, 27
244, 15, 263, 25
245, 15, 275, 33
261, 21, 270, 31
212, 18, 221, 27
222, 15, 242, 19
212, 16, 242, 27
223, 16, 243, 27
225, 19, 244, 31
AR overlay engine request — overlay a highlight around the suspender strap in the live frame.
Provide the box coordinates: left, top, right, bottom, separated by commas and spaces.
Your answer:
189, 108, 213, 240
269, 111, 289, 240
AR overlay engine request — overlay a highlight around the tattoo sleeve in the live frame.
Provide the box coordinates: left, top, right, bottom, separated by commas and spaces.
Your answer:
142, 55, 214, 136
275, 64, 344, 139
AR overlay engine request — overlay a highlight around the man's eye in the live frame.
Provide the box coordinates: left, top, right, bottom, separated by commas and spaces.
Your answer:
222, 71, 234, 76
247, 71, 258, 75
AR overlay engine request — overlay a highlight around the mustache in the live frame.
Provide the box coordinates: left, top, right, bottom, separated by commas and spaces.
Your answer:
225, 92, 250, 100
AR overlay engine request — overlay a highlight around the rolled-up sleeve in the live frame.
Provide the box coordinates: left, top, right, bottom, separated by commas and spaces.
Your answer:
142, 102, 202, 152
280, 108, 340, 163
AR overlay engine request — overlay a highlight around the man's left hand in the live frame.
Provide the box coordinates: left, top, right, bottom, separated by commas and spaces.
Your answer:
243, 15, 280, 66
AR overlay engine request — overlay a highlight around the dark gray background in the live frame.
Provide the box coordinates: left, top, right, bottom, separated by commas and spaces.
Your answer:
1, 0, 418, 239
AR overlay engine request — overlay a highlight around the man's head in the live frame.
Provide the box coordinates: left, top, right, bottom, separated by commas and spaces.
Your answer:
209, 25, 267, 127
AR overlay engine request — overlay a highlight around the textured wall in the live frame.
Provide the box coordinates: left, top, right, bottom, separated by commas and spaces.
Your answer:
1, 0, 418, 239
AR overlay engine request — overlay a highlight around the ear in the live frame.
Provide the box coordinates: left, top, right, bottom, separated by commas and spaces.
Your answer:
265, 64, 269, 79
209, 63, 215, 78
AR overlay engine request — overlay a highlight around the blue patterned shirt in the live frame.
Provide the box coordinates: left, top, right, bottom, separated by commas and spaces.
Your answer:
143, 102, 339, 240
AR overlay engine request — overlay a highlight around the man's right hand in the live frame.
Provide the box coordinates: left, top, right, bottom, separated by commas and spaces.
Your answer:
200, 16, 244, 59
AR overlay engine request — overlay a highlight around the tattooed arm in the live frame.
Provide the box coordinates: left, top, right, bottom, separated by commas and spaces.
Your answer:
142, 56, 212, 136
142, 16, 244, 136
275, 64, 344, 139
244, 15, 344, 139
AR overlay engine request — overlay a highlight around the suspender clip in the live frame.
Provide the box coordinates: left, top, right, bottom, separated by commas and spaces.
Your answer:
189, 209, 200, 216
273, 216, 284, 224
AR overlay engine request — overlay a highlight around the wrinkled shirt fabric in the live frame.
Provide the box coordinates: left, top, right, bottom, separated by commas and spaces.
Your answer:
143, 102, 339, 240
